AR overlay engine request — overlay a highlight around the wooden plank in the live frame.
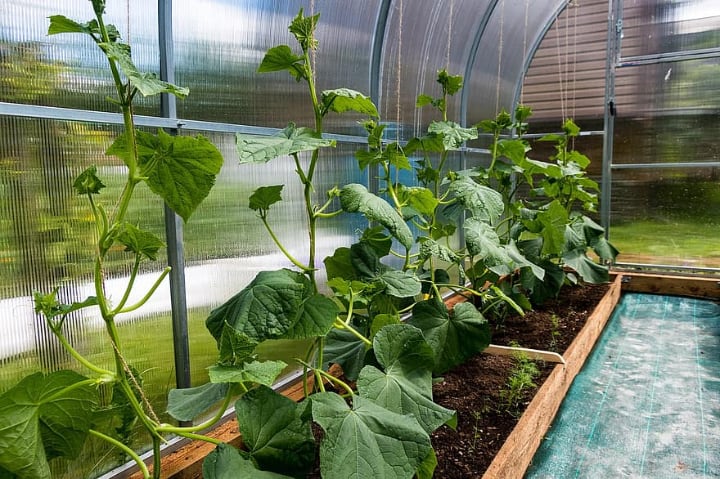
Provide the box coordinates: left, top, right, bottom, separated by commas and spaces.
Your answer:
484, 344, 566, 364
618, 271, 720, 299
127, 374, 318, 479
483, 275, 623, 479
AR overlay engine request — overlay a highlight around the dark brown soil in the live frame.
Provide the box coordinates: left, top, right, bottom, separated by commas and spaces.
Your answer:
430, 282, 609, 478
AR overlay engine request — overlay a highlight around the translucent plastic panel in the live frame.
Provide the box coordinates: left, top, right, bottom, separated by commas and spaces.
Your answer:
522, 0, 610, 122
1, 0, 160, 115
465, 0, 569, 125
609, 167, 720, 268
0, 116, 173, 477
622, 0, 720, 58
174, 0, 379, 135
183, 138, 368, 384
380, 0, 494, 139
615, 57, 720, 120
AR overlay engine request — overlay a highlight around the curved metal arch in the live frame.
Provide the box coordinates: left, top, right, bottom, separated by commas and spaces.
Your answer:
370, 0, 393, 109
510, 1, 572, 113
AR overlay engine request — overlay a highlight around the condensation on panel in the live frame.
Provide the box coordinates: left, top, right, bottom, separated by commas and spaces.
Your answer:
522, 0, 609, 122
174, 0, 379, 135
1, 0, 160, 115
610, 166, 720, 268
183, 136, 367, 384
622, 0, 720, 58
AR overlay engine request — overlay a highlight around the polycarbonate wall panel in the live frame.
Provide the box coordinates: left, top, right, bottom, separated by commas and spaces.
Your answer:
622, 0, 720, 57
610, 167, 720, 268
0, 116, 175, 477
522, 0, 609, 122
174, 0, 379, 135
379, 0, 494, 139
465, 0, 566, 125
615, 58, 720, 123
1, 1, 160, 116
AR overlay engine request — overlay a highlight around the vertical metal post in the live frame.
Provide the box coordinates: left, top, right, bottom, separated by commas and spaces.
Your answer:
601, 0, 622, 240
158, 0, 192, 390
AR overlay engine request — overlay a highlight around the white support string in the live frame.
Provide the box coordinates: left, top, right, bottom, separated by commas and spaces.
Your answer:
446, 0, 454, 71
396, 0, 403, 142
520, 0, 530, 105
495, 0, 505, 115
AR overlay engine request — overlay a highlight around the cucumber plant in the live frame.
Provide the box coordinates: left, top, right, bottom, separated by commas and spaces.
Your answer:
193, 9, 475, 479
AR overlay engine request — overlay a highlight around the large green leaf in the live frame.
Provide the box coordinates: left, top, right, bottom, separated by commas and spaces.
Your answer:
340, 184, 413, 249
464, 218, 511, 270
322, 328, 368, 381
166, 382, 230, 422
357, 325, 456, 433
418, 239, 460, 264
378, 270, 422, 299
408, 299, 490, 374
0, 371, 97, 479
235, 386, 315, 477
107, 129, 223, 222
312, 392, 433, 479
427, 121, 478, 150
321, 88, 378, 117
398, 186, 439, 217
236, 123, 335, 164
73, 165, 106, 195
203, 443, 293, 479
324, 247, 355, 281
207, 269, 337, 347
99, 42, 188, 98
284, 294, 339, 339
249, 185, 284, 213
48, 15, 96, 36
117, 223, 164, 260
257, 45, 305, 81
449, 176, 504, 222
208, 360, 287, 387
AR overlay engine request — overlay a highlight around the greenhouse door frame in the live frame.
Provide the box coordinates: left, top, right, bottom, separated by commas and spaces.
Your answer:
602, 0, 720, 275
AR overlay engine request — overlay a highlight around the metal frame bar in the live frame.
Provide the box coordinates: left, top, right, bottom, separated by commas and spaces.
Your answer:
158, 0, 192, 393
619, 46, 720, 67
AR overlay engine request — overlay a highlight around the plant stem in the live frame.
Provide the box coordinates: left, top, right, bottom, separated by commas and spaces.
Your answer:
261, 216, 311, 272
333, 318, 371, 346
89, 429, 151, 479
117, 267, 172, 314
156, 389, 234, 434
52, 328, 114, 377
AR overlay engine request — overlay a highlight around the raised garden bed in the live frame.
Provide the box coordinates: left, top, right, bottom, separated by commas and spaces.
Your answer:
128, 272, 719, 478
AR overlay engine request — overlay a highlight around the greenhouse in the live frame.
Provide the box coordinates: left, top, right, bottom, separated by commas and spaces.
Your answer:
0, 0, 718, 477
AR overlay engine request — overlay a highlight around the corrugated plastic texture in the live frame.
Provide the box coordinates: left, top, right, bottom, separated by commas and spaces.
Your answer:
465, 0, 568, 125
0, 0, 160, 115
174, 0, 380, 135
622, 0, 720, 57
522, 0, 610, 122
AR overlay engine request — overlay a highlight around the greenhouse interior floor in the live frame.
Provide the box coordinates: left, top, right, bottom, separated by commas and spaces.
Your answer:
526, 292, 720, 478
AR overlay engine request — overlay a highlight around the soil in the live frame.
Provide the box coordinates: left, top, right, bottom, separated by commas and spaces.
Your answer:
431, 282, 610, 478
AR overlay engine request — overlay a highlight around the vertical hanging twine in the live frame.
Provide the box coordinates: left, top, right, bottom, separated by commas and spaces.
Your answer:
396, 0, 403, 142
126, 0, 131, 45
571, 0, 579, 123
520, 0, 530, 105
446, 0, 454, 71
310, 0, 316, 84
495, 0, 505, 115
555, 6, 566, 121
